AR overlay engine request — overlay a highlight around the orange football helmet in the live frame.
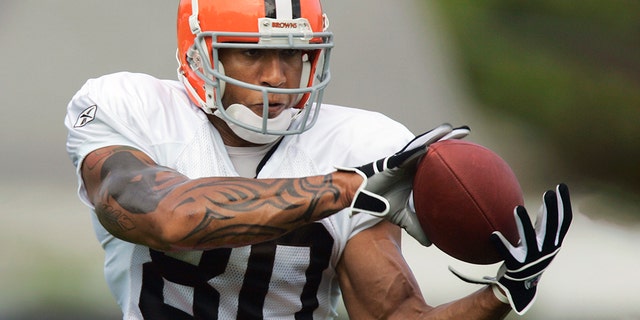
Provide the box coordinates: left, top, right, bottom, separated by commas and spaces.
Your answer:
176, 0, 333, 138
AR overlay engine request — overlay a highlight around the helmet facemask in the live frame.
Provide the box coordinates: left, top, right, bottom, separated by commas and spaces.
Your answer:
177, 1, 333, 142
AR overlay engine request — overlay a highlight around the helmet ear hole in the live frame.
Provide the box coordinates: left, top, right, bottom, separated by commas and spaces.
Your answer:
186, 47, 226, 112
187, 48, 203, 72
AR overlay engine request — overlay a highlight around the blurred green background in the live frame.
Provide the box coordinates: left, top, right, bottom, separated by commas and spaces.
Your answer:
431, 0, 640, 209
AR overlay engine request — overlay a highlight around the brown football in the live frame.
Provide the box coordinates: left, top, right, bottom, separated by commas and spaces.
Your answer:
413, 140, 523, 264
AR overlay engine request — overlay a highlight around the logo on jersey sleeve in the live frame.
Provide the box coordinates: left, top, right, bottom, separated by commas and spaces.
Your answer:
74, 104, 98, 128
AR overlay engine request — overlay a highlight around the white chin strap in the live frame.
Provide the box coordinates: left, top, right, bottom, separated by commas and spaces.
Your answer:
214, 104, 293, 144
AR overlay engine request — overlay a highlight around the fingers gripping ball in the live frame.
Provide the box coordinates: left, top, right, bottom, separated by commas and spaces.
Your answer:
413, 140, 523, 264
449, 184, 573, 315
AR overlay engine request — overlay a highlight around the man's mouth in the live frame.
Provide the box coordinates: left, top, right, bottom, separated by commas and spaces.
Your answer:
250, 102, 288, 118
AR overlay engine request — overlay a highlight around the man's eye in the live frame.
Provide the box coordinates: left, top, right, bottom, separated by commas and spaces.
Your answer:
243, 49, 261, 57
281, 49, 301, 57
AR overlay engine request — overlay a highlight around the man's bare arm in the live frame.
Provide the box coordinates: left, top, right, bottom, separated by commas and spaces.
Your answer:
338, 221, 512, 319
82, 145, 361, 251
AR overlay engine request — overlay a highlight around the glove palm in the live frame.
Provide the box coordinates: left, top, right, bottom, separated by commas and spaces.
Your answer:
450, 183, 573, 315
342, 123, 470, 246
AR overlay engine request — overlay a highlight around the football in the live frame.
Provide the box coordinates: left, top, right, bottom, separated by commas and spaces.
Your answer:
413, 140, 523, 264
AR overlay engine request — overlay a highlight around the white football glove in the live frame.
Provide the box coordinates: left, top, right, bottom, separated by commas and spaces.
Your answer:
449, 184, 573, 315
339, 123, 470, 246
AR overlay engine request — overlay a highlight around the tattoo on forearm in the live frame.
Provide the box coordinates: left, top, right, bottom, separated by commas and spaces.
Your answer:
101, 151, 173, 213
97, 203, 136, 232
175, 175, 341, 244
93, 147, 345, 247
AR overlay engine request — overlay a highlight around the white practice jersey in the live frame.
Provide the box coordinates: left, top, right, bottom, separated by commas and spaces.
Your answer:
65, 72, 414, 319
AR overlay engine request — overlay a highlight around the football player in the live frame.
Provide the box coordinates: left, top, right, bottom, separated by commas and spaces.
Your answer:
65, 0, 571, 318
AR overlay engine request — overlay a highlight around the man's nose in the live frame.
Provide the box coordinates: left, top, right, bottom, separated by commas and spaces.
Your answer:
260, 54, 287, 88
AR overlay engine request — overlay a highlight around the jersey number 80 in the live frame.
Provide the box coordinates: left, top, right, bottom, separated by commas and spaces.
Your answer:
139, 223, 334, 319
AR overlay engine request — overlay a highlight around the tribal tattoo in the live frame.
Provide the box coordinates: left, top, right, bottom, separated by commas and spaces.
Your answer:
97, 203, 136, 232
173, 175, 341, 246
85, 146, 347, 249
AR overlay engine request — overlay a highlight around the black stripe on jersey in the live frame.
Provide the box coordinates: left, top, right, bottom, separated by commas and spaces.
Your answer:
236, 223, 333, 319
264, 0, 302, 19
255, 138, 283, 177
293, 224, 332, 319
237, 243, 276, 319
